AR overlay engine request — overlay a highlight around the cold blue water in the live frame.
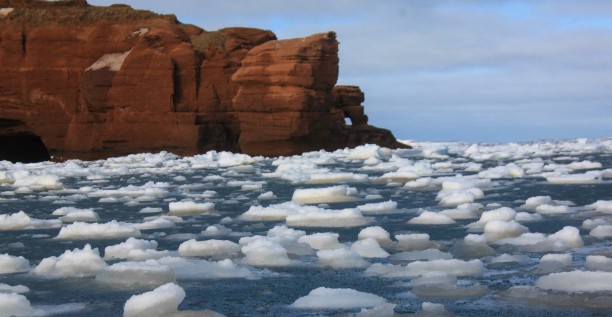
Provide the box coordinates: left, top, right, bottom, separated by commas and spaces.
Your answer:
0, 140, 611, 316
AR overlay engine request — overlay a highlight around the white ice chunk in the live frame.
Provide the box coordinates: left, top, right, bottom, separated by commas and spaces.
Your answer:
290, 287, 386, 309
546, 173, 600, 184
521, 196, 553, 210
483, 220, 529, 242
56, 221, 140, 240
95, 260, 175, 288
590, 225, 612, 238
566, 160, 602, 170
536, 271, 612, 293
317, 248, 369, 268
395, 233, 433, 251
358, 226, 391, 243
240, 237, 293, 267
535, 204, 572, 214
0, 211, 61, 230
537, 253, 573, 273
356, 200, 399, 215
104, 238, 158, 260
351, 238, 389, 258
168, 201, 215, 216
587, 200, 612, 214
297, 233, 342, 250
437, 188, 484, 207
178, 239, 241, 258
123, 283, 184, 317
405, 259, 484, 277
408, 211, 456, 225
585, 255, 612, 272
0, 284, 29, 294
0, 293, 42, 317
286, 208, 370, 228
33, 244, 107, 277
478, 163, 525, 179
257, 191, 277, 200
292, 185, 358, 204
0, 254, 30, 274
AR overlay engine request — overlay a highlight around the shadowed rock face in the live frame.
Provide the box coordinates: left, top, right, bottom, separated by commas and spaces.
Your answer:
0, 0, 407, 161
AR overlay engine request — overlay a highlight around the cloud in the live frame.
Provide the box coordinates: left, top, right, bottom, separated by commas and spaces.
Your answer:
88, 0, 612, 142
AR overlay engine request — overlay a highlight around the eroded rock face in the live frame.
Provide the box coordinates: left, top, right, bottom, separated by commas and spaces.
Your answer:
0, 0, 407, 161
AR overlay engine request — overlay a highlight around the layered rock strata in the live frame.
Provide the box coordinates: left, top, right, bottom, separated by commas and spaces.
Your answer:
0, 0, 406, 161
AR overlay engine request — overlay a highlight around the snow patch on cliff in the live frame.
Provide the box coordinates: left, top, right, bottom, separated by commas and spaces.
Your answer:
86, 49, 133, 72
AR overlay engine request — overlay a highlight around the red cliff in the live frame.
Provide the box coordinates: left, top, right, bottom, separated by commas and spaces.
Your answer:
0, 0, 407, 162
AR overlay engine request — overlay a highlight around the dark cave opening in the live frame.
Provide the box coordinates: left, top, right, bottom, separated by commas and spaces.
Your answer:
0, 131, 51, 163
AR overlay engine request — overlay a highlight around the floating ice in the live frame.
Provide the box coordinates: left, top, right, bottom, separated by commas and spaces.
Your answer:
490, 253, 529, 264
257, 191, 277, 200
290, 287, 387, 309
521, 196, 553, 210
439, 203, 482, 220
123, 283, 185, 317
408, 211, 456, 225
157, 257, 255, 280
104, 238, 158, 260
0, 211, 61, 230
537, 253, 573, 273
317, 248, 369, 268
585, 255, 612, 272
536, 271, 612, 292
350, 238, 389, 258
483, 220, 529, 242
96, 260, 175, 288
168, 201, 215, 216
240, 237, 293, 267
404, 177, 435, 190
56, 221, 141, 240
138, 207, 164, 214
0, 293, 42, 317
566, 160, 602, 170
297, 233, 342, 250
0, 283, 29, 294
546, 173, 601, 184
395, 233, 433, 251
356, 201, 399, 215
367, 259, 484, 278
33, 244, 107, 277
292, 185, 358, 204
478, 163, 524, 179
0, 254, 30, 274
587, 200, 612, 214
437, 188, 484, 207
135, 217, 178, 230
535, 204, 572, 214
178, 239, 241, 258
589, 225, 612, 238
414, 302, 453, 317
286, 207, 370, 228
452, 234, 495, 259
54, 208, 100, 222
358, 226, 391, 243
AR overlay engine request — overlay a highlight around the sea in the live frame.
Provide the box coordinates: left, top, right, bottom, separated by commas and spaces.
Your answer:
0, 138, 610, 316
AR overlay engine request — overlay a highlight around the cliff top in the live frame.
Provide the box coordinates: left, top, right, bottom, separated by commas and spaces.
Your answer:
0, 0, 178, 25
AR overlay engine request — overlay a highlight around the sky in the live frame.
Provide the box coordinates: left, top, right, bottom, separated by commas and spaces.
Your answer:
88, 0, 612, 143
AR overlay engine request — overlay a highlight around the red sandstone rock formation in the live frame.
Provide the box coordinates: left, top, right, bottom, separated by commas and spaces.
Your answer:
0, 0, 407, 161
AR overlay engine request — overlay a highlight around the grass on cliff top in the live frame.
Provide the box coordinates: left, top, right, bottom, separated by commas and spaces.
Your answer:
190, 31, 227, 53
6, 5, 178, 25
